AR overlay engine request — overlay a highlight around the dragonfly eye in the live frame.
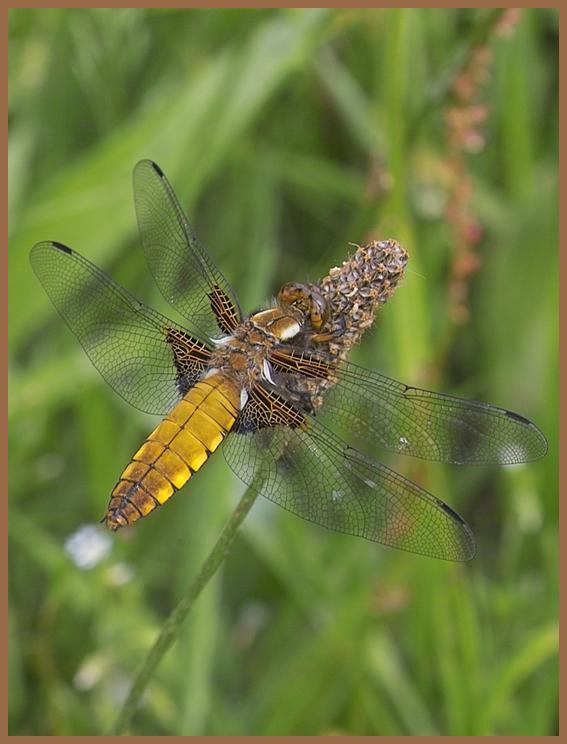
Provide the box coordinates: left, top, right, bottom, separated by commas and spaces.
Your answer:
278, 282, 309, 313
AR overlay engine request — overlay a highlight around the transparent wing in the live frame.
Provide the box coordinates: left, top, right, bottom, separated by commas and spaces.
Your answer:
269, 351, 547, 465
133, 160, 242, 339
30, 241, 211, 415
320, 361, 548, 465
223, 385, 475, 561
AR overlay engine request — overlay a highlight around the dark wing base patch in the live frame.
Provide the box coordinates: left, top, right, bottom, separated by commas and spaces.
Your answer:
165, 328, 212, 395
234, 384, 306, 434
208, 284, 240, 335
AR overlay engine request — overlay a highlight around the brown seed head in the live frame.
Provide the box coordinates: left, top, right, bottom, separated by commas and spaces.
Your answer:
318, 239, 408, 359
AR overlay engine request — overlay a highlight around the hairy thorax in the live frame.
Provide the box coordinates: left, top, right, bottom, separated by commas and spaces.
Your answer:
208, 306, 303, 390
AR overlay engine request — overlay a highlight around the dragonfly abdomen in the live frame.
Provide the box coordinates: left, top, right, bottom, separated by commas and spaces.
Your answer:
105, 373, 241, 530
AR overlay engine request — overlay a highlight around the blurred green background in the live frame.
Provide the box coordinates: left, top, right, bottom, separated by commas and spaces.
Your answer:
8, 7, 558, 736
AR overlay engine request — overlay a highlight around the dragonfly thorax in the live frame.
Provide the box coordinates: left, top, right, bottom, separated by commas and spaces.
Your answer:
248, 305, 304, 341
209, 308, 301, 389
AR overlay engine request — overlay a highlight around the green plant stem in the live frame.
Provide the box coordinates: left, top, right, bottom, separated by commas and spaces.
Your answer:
110, 481, 261, 735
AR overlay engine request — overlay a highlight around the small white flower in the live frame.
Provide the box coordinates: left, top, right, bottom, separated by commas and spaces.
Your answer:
65, 524, 112, 570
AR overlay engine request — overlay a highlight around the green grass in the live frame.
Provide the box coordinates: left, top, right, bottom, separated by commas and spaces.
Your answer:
9, 7, 558, 735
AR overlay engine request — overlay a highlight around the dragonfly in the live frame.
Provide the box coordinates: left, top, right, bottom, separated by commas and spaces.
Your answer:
30, 160, 547, 561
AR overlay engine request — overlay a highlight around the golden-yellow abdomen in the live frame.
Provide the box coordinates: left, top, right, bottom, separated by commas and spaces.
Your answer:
105, 373, 240, 529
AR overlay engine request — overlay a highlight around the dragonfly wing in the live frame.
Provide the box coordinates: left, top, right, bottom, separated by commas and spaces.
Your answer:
268, 350, 547, 465
133, 160, 242, 339
319, 361, 548, 465
30, 241, 211, 415
223, 384, 475, 561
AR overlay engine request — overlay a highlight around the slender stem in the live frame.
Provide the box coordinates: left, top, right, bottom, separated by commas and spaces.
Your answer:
110, 482, 261, 735
408, 8, 505, 140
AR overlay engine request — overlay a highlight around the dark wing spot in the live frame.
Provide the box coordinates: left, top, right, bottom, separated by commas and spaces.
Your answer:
505, 409, 531, 426
150, 161, 164, 177
437, 499, 466, 525
52, 241, 73, 255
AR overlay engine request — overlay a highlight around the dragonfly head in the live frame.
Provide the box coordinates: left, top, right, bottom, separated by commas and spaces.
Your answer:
277, 282, 330, 332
